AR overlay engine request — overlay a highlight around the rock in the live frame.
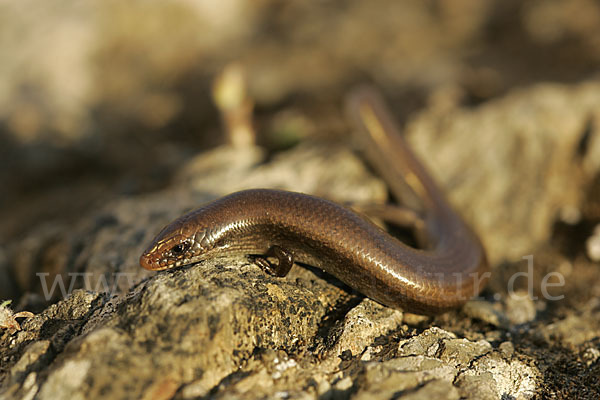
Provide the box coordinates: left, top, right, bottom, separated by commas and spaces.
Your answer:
503, 291, 537, 325
544, 313, 600, 348
0, 263, 540, 399
585, 224, 600, 262
462, 300, 508, 328
328, 300, 403, 363
456, 352, 539, 400
400, 380, 460, 400
498, 341, 515, 358
408, 82, 600, 265
355, 356, 458, 397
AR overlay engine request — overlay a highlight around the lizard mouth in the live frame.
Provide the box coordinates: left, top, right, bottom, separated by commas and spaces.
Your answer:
139, 253, 165, 271
139, 253, 204, 271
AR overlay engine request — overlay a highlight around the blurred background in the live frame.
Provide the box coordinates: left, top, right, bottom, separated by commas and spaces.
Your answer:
2, 0, 600, 276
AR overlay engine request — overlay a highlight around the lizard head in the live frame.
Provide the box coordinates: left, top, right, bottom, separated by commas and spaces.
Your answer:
140, 214, 215, 271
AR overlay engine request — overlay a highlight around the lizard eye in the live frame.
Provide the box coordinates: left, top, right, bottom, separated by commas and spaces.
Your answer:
171, 243, 188, 255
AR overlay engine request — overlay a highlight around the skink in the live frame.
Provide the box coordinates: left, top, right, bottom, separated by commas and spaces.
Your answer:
140, 87, 489, 314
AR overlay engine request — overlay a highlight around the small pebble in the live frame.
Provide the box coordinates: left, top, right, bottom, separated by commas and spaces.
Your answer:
586, 224, 600, 262
499, 341, 514, 357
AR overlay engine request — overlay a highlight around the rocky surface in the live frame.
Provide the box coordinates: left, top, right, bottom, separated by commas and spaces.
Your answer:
2, 80, 600, 398
2, 1, 600, 399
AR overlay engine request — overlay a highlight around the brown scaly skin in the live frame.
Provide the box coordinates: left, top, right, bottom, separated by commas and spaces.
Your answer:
140, 87, 489, 315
